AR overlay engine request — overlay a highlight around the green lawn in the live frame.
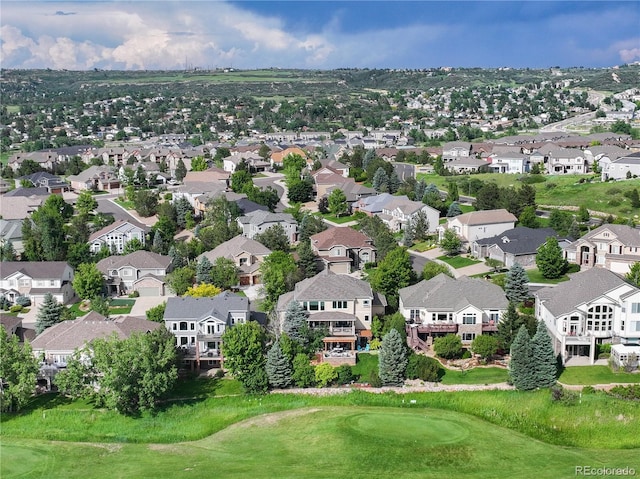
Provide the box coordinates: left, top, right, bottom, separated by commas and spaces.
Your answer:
437, 255, 481, 269
440, 367, 509, 385
410, 240, 438, 252
1, 151, 10, 165
351, 352, 379, 380
66, 299, 135, 318
320, 213, 359, 224
559, 366, 640, 385
526, 268, 569, 284
114, 198, 135, 210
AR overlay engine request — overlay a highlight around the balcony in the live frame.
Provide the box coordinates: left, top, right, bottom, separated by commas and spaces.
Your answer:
329, 325, 356, 336
482, 321, 498, 332
416, 323, 458, 334
197, 333, 223, 342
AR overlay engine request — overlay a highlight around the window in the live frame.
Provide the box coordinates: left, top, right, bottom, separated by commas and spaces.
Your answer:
111, 270, 119, 276
489, 311, 500, 323
239, 257, 248, 266
462, 313, 476, 325
172, 324, 177, 331
179, 322, 188, 331
462, 333, 476, 341
363, 300, 370, 306
586, 305, 613, 332
635, 322, 640, 332
50, 280, 56, 286
20, 279, 31, 287
364, 315, 369, 322
631, 303, 640, 314
410, 309, 420, 321
308, 301, 324, 311
332, 301, 347, 309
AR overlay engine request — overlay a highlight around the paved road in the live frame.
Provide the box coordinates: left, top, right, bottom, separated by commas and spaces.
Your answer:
392, 163, 415, 182
95, 194, 151, 228
254, 173, 287, 212
409, 252, 429, 275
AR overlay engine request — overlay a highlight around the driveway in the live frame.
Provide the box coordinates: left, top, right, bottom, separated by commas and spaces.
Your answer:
127, 294, 174, 317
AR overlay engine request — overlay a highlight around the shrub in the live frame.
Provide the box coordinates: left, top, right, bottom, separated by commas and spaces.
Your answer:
214, 369, 225, 379
335, 364, 355, 385
15, 296, 31, 307
608, 384, 640, 401
581, 385, 596, 395
405, 354, 442, 382
565, 263, 581, 274
164, 193, 173, 201
369, 338, 382, 350
550, 386, 578, 405
367, 370, 382, 387
598, 343, 611, 354
433, 334, 463, 359
315, 363, 337, 387
608, 198, 621, 207
545, 183, 557, 190
607, 187, 622, 196
461, 350, 472, 359
9, 305, 22, 313
128, 290, 140, 298
598, 353, 611, 359
518, 175, 546, 185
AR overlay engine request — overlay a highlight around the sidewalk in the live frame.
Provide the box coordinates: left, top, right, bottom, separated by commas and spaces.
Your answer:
409, 246, 490, 278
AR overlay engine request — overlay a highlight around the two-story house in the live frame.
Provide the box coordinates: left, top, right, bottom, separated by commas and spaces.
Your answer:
399, 274, 508, 351
441, 209, 517, 243
442, 141, 472, 161
88, 220, 147, 254
355, 194, 439, 233
163, 292, 250, 370
472, 227, 562, 268
535, 268, 640, 364
487, 152, 530, 174
15, 172, 70, 193
67, 165, 120, 192
310, 227, 376, 274
237, 210, 298, 244
600, 152, 640, 180
198, 235, 271, 286
0, 261, 75, 307
564, 224, 640, 275
96, 250, 172, 296
276, 270, 387, 365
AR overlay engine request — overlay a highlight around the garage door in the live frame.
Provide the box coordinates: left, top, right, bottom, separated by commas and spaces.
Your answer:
137, 287, 160, 297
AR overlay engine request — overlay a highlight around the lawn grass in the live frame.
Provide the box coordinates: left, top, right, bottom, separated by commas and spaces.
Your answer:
440, 367, 509, 385
526, 268, 569, 284
66, 299, 135, 318
2, 390, 640, 479
410, 240, 438, 252
114, 197, 135, 210
437, 255, 481, 269
1, 151, 10, 166
559, 366, 640, 385
321, 213, 359, 224
351, 352, 378, 380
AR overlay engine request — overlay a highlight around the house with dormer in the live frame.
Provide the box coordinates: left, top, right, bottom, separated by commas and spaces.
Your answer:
163, 292, 250, 370
564, 224, 640, 275
15, 172, 69, 193
97, 250, 172, 296
237, 210, 298, 243
198, 235, 271, 286
310, 227, 376, 274
88, 220, 147, 254
441, 209, 517, 243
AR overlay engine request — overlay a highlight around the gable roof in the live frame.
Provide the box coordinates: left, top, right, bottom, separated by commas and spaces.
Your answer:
291, 270, 374, 302
475, 227, 560, 255
1, 261, 71, 280
573, 224, 640, 248
89, 219, 147, 242
399, 274, 508, 311
535, 268, 634, 317
199, 235, 272, 261
31, 312, 161, 351
310, 227, 374, 250
237, 210, 297, 226
450, 209, 517, 226
96, 250, 172, 273
164, 292, 249, 321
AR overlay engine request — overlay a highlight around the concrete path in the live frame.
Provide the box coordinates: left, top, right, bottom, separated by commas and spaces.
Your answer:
408, 246, 491, 278
127, 295, 174, 317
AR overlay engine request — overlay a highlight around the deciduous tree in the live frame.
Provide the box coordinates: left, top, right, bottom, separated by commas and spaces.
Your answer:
210, 257, 239, 290
72, 263, 104, 300
422, 261, 453, 280
166, 266, 196, 296
260, 251, 297, 312
440, 229, 462, 256
536, 237, 567, 279
184, 283, 222, 297
254, 224, 290, 252
221, 322, 268, 394
433, 334, 463, 359
471, 334, 499, 360
369, 247, 416, 309
328, 188, 348, 217
0, 326, 38, 413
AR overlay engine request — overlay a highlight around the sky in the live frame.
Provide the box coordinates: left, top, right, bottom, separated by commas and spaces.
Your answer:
1, 1, 639, 70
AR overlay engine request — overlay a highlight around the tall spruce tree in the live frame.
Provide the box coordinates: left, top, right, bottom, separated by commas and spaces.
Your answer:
378, 328, 408, 386
196, 256, 213, 284
446, 201, 462, 217
283, 301, 309, 346
296, 239, 318, 278
531, 321, 558, 388
265, 340, 292, 389
504, 263, 530, 303
509, 325, 536, 391
498, 302, 522, 350
372, 167, 389, 192
35, 292, 63, 335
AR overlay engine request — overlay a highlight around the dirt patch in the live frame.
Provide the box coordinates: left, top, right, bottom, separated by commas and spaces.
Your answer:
224, 407, 323, 432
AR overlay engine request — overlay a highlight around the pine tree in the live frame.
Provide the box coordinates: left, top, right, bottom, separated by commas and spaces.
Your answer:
296, 239, 318, 278
567, 220, 580, 241
372, 167, 389, 192
174, 159, 187, 182
504, 263, 530, 303
168, 245, 185, 268
414, 179, 427, 202
152, 230, 164, 253
447, 181, 459, 202
498, 302, 522, 350
196, 256, 213, 284
531, 321, 557, 388
265, 340, 292, 389
509, 325, 536, 390
0, 241, 16, 261
378, 328, 408, 386
446, 201, 462, 217
388, 171, 401, 194
35, 292, 63, 335
411, 210, 430, 241
283, 301, 309, 346
402, 219, 415, 246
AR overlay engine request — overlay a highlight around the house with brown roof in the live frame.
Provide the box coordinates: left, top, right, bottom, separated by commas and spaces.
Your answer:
564, 224, 640, 275
276, 270, 387, 365
310, 227, 376, 274
197, 235, 271, 286
0, 261, 75, 307
441, 209, 517, 243
270, 147, 309, 167
89, 220, 147, 254
97, 250, 173, 296
67, 165, 120, 192
0, 189, 49, 220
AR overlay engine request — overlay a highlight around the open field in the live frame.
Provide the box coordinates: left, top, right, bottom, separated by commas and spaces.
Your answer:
416, 173, 639, 218
559, 366, 640, 385
2, 390, 639, 479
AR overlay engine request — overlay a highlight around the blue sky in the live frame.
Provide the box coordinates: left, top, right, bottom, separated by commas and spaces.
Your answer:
1, 1, 639, 70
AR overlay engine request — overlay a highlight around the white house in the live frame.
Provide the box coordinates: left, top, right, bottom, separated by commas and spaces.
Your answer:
88, 220, 147, 254
0, 261, 75, 307
600, 152, 640, 181
441, 209, 517, 243
237, 210, 298, 243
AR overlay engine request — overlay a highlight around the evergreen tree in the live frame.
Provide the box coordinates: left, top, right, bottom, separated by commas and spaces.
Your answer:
283, 301, 309, 346
509, 325, 536, 391
196, 256, 213, 284
446, 201, 462, 218
265, 340, 292, 389
296, 239, 318, 278
411, 209, 430, 241
387, 171, 401, 194
175, 159, 187, 182
567, 220, 581, 241
378, 328, 408, 386
518, 205, 540, 228
504, 263, 530, 303
414, 179, 427, 202
168, 245, 186, 268
0, 241, 16, 261
402, 219, 415, 246
536, 237, 567, 279
498, 302, 522, 350
152, 230, 164, 253
626, 262, 640, 287
35, 292, 63, 335
629, 188, 640, 209
447, 181, 459, 202
531, 321, 557, 388
372, 167, 389, 192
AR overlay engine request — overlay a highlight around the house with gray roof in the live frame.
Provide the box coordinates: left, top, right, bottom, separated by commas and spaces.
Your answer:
237, 210, 298, 243
15, 172, 70, 193
97, 250, 172, 296
599, 151, 640, 180
89, 219, 147, 254
0, 219, 25, 256
0, 189, 49, 220
276, 270, 386, 364
472, 227, 562, 268
0, 261, 75, 307
535, 268, 640, 364
399, 274, 508, 351
564, 224, 640, 276
198, 235, 271, 286
354, 193, 439, 233
163, 292, 250, 370
67, 165, 120, 192
487, 151, 530, 174
310, 227, 376, 274
442, 209, 517, 243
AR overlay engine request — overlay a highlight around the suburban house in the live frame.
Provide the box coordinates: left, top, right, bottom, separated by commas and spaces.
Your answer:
599, 151, 640, 180
270, 147, 308, 167
67, 165, 120, 192
197, 235, 271, 286
446, 157, 490, 173
310, 227, 376, 274
15, 172, 70, 193
88, 220, 147, 254
163, 292, 250, 370
487, 152, 530, 174
0, 261, 75, 307
0, 188, 48, 220
276, 270, 387, 365
31, 311, 162, 388
237, 210, 298, 243
472, 227, 561, 268
355, 193, 439, 233
222, 152, 270, 173
399, 274, 508, 351
564, 224, 640, 275
7, 151, 58, 172
97, 250, 173, 296
0, 219, 24, 256
441, 209, 517, 243
535, 268, 640, 364
442, 141, 472, 161
530, 145, 588, 175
